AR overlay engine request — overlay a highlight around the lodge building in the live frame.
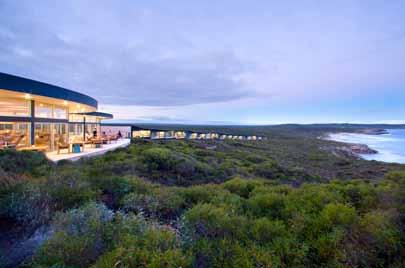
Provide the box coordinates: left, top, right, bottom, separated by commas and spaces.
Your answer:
0, 72, 113, 152
1, 72, 266, 158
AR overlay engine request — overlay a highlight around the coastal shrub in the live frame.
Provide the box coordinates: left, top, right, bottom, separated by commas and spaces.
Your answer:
179, 184, 230, 207
0, 141, 404, 267
141, 147, 176, 172
0, 183, 52, 227
247, 192, 288, 219
94, 226, 191, 268
121, 188, 185, 219
250, 218, 287, 245
44, 175, 97, 210
0, 149, 52, 177
223, 177, 264, 198
87, 176, 150, 208
359, 210, 401, 256
32, 202, 114, 267
182, 203, 248, 241
0, 167, 25, 189
191, 238, 253, 268
254, 160, 285, 179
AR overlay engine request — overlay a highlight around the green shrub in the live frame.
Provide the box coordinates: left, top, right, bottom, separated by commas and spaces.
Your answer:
0, 149, 52, 177
254, 160, 284, 179
32, 202, 113, 267
250, 218, 287, 245
0, 183, 52, 227
182, 203, 247, 241
223, 177, 263, 198
94, 219, 191, 268
45, 175, 97, 210
247, 192, 288, 219
121, 187, 185, 219
179, 184, 224, 206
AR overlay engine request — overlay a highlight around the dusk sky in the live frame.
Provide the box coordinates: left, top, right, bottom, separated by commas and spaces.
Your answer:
1, 0, 404, 124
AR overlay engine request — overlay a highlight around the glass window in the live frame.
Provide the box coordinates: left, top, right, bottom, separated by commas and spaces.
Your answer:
84, 116, 98, 123
0, 122, 30, 149
35, 102, 53, 118
133, 130, 151, 138
0, 97, 30, 117
174, 131, 185, 139
54, 123, 68, 150
54, 106, 67, 119
34, 123, 52, 150
85, 123, 100, 139
69, 114, 85, 122
152, 131, 165, 139
69, 123, 84, 142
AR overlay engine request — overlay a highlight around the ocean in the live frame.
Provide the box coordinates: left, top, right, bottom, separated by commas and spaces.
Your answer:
327, 129, 405, 164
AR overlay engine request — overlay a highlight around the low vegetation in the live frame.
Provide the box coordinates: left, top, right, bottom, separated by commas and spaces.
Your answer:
0, 126, 404, 267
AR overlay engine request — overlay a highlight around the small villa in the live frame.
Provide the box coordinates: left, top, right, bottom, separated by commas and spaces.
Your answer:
174, 131, 186, 139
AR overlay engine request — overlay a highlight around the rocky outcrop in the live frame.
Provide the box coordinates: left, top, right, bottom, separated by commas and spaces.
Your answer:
321, 143, 378, 159
357, 128, 389, 135
347, 144, 378, 154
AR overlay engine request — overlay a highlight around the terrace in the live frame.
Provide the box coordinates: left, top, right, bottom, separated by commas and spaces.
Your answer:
46, 138, 130, 162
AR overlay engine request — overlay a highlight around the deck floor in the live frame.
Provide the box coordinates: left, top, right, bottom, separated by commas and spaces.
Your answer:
46, 139, 130, 162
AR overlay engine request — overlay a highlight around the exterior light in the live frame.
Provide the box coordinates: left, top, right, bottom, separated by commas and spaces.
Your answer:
63, 100, 68, 106
24, 94, 31, 99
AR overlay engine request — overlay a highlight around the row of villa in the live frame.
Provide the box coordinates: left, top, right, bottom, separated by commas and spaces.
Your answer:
0, 72, 266, 160
102, 125, 266, 141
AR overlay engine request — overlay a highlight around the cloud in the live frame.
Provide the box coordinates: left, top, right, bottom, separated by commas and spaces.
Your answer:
1, 0, 404, 123
0, 0, 254, 106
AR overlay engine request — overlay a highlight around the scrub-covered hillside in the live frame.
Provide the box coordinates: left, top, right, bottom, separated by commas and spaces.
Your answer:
0, 138, 404, 267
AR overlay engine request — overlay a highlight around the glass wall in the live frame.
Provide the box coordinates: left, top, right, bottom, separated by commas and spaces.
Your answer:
54, 106, 68, 119
69, 114, 85, 122
35, 102, 53, 118
69, 123, 84, 142
101, 126, 131, 138
35, 102, 68, 119
69, 114, 99, 123
54, 123, 68, 150
132, 130, 151, 138
34, 123, 52, 150
85, 123, 100, 139
0, 97, 30, 117
0, 122, 30, 149
152, 131, 165, 139
34, 123, 68, 151
67, 122, 100, 142
174, 131, 186, 139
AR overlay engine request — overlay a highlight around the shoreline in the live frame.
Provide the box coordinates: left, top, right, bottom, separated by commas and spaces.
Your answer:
322, 131, 382, 159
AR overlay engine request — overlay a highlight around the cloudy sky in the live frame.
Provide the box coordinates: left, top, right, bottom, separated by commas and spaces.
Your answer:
1, 0, 404, 124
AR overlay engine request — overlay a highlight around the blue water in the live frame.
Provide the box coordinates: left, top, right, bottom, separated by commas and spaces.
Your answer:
327, 129, 405, 164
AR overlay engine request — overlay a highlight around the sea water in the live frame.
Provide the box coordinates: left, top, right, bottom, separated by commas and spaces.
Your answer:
327, 129, 405, 164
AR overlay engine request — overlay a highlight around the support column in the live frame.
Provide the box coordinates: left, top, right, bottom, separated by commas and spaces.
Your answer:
83, 116, 86, 141
30, 100, 35, 146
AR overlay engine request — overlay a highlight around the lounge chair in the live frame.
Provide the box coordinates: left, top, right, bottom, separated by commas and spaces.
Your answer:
7, 134, 25, 149
109, 135, 118, 143
57, 141, 70, 154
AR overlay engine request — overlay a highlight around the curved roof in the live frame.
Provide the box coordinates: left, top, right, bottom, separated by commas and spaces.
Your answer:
0, 72, 98, 108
